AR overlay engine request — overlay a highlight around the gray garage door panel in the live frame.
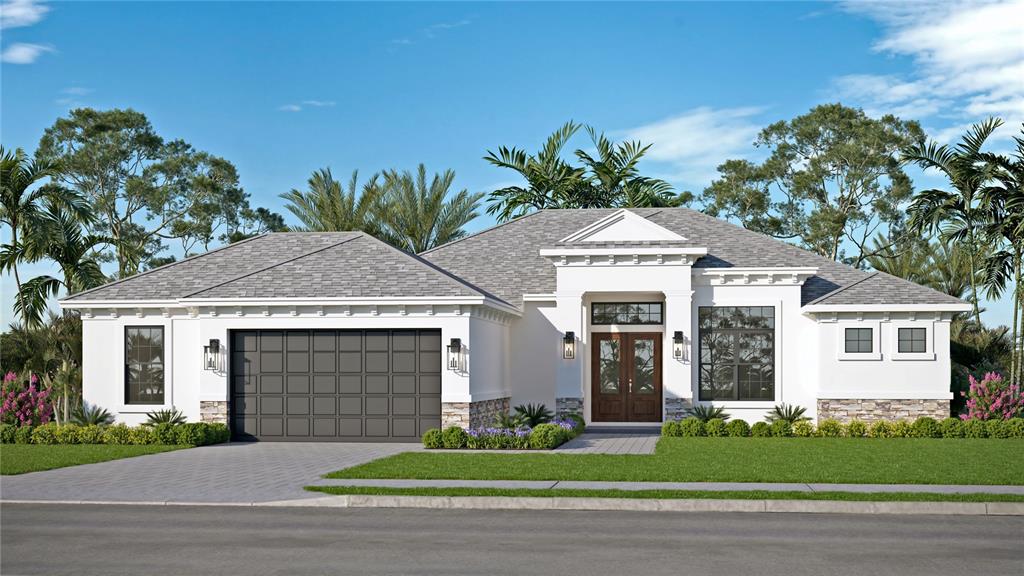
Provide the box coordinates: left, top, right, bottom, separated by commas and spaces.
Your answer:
230, 329, 442, 442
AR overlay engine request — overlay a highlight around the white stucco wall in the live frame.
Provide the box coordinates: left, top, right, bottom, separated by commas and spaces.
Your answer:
507, 301, 559, 409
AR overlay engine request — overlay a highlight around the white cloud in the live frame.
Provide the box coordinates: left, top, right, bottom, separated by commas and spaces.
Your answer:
278, 104, 302, 112
62, 86, 92, 95
1, 42, 53, 64
836, 0, 1024, 140
0, 0, 48, 29
617, 106, 766, 187
301, 100, 335, 107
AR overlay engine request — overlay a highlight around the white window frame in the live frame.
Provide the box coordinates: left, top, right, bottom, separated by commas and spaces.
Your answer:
836, 320, 881, 361
890, 321, 935, 361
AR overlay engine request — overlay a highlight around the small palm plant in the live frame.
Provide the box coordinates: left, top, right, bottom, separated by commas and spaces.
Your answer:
72, 402, 114, 426
765, 403, 810, 424
513, 403, 553, 427
144, 407, 186, 427
685, 404, 731, 422
492, 411, 521, 429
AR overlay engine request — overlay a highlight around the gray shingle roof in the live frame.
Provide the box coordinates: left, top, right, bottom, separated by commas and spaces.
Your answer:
420, 208, 966, 308
805, 271, 965, 306
65, 232, 502, 303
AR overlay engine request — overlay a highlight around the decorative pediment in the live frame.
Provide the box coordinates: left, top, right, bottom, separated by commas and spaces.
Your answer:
560, 209, 686, 243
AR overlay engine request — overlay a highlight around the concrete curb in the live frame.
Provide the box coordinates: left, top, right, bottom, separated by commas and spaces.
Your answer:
4, 496, 1023, 516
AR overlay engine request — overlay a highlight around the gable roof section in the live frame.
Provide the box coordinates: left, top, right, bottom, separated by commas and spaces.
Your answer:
804, 271, 966, 307
560, 208, 686, 243
420, 208, 967, 309
64, 232, 507, 305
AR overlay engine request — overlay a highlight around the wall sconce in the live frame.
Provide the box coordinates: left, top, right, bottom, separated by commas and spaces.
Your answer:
203, 339, 222, 371
447, 338, 462, 371
563, 331, 576, 360
673, 331, 685, 360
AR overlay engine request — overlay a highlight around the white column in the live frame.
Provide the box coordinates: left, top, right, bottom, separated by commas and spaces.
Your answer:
553, 290, 585, 405
664, 283, 694, 419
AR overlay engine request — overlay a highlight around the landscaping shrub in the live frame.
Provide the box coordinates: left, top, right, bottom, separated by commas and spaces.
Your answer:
678, 417, 705, 437
14, 425, 33, 444
961, 372, 1024, 421
686, 405, 730, 422
890, 421, 912, 438
55, 424, 81, 444
940, 417, 965, 438
816, 419, 843, 438
31, 423, 60, 444
208, 423, 231, 444
564, 413, 586, 432
0, 423, 15, 444
468, 427, 532, 450
868, 421, 892, 438
152, 422, 177, 445
72, 402, 114, 426
513, 403, 553, 427
441, 426, 468, 449
76, 425, 105, 444
769, 420, 793, 437
704, 418, 727, 437
144, 407, 186, 427
529, 423, 569, 449
986, 419, 1010, 439
129, 426, 155, 445
174, 423, 207, 446
103, 424, 133, 445
846, 420, 867, 438
792, 420, 815, 437
661, 420, 681, 437
1006, 418, 1024, 439
750, 422, 771, 437
725, 419, 750, 437
766, 404, 809, 424
963, 419, 988, 438
911, 417, 942, 438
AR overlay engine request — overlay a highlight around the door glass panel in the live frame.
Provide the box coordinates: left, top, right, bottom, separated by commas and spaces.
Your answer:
599, 339, 620, 394
632, 338, 655, 394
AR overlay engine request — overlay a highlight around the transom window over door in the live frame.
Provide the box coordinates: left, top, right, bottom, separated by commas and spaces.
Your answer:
698, 307, 775, 401
125, 326, 165, 404
592, 302, 663, 325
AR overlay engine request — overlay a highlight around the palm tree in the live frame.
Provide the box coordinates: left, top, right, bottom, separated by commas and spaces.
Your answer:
904, 118, 1003, 326
279, 168, 385, 234
15, 202, 109, 326
865, 233, 940, 290
377, 165, 484, 253
483, 121, 593, 222
575, 126, 676, 208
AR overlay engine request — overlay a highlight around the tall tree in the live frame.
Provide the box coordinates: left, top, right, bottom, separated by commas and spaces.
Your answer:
865, 232, 974, 300
35, 108, 245, 277
904, 118, 1002, 326
574, 126, 677, 208
280, 168, 385, 234
702, 104, 924, 266
378, 164, 484, 253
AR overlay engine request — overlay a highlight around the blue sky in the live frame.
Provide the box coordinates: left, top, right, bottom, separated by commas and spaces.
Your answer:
2, 1, 1022, 327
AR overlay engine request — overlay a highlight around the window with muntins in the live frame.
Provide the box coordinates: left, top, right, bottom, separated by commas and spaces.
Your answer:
698, 307, 775, 401
125, 326, 164, 404
898, 327, 927, 353
844, 328, 873, 353
591, 302, 663, 325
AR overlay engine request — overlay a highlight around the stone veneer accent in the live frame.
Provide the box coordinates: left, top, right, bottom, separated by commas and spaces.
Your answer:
664, 397, 694, 421
200, 400, 228, 424
441, 397, 511, 429
555, 397, 583, 417
816, 399, 950, 423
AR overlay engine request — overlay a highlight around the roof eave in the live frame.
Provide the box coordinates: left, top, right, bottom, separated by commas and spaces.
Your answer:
802, 303, 973, 313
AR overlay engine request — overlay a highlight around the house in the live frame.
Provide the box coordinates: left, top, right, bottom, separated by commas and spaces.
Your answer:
60, 208, 971, 441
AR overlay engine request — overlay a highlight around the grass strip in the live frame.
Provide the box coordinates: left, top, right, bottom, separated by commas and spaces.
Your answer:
305, 485, 1024, 503
0, 444, 183, 475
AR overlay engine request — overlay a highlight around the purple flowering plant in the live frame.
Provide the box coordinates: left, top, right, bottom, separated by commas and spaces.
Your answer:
1, 371, 53, 427
960, 372, 1024, 421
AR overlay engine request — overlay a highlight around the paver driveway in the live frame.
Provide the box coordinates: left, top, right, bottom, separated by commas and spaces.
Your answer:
1, 442, 419, 503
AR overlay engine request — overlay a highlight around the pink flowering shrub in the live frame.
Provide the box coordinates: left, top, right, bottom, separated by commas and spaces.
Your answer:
0, 371, 53, 427
960, 372, 1024, 421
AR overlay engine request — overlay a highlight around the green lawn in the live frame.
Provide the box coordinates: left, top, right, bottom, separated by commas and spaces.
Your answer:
326, 437, 1024, 485
0, 444, 183, 475
306, 485, 1024, 503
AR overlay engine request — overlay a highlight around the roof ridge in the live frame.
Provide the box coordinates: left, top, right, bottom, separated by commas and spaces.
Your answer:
63, 233, 270, 301
182, 234, 361, 298
418, 210, 549, 255
805, 271, 879, 305
360, 233, 514, 306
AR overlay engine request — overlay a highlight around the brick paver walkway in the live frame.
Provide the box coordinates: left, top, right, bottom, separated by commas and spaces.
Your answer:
556, 430, 660, 454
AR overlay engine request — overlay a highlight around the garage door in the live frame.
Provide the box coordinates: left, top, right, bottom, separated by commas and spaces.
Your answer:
230, 329, 442, 441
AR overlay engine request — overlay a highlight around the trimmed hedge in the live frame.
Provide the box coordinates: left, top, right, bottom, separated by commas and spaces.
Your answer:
0, 422, 230, 446
424, 417, 583, 450
657, 416, 1024, 440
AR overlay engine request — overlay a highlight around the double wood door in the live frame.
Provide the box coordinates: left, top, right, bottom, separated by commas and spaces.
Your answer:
591, 332, 662, 422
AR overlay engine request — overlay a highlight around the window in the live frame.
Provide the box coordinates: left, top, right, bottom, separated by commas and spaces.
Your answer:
698, 307, 774, 401
844, 328, 873, 353
591, 302, 663, 325
898, 327, 926, 353
125, 326, 164, 404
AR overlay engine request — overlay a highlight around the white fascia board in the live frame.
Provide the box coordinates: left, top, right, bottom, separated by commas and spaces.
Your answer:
539, 247, 708, 257
522, 293, 556, 302
694, 266, 819, 276
62, 296, 523, 316
803, 303, 972, 313
59, 300, 180, 309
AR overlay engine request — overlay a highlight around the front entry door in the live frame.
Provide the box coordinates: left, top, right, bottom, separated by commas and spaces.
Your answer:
591, 333, 662, 422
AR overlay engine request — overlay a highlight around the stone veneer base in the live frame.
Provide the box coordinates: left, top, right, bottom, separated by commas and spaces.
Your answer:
442, 398, 511, 430
816, 399, 951, 423
555, 397, 583, 418
200, 400, 228, 424
663, 397, 694, 421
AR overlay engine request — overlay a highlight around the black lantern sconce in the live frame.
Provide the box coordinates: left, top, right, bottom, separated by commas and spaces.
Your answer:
673, 331, 685, 360
447, 338, 463, 371
203, 339, 222, 371
563, 331, 576, 360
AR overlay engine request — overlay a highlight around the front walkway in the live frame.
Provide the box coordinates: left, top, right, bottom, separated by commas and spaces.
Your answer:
1, 442, 420, 503
556, 429, 660, 454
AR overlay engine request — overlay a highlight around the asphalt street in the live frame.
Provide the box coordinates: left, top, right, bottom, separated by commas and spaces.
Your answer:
2, 503, 1022, 575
